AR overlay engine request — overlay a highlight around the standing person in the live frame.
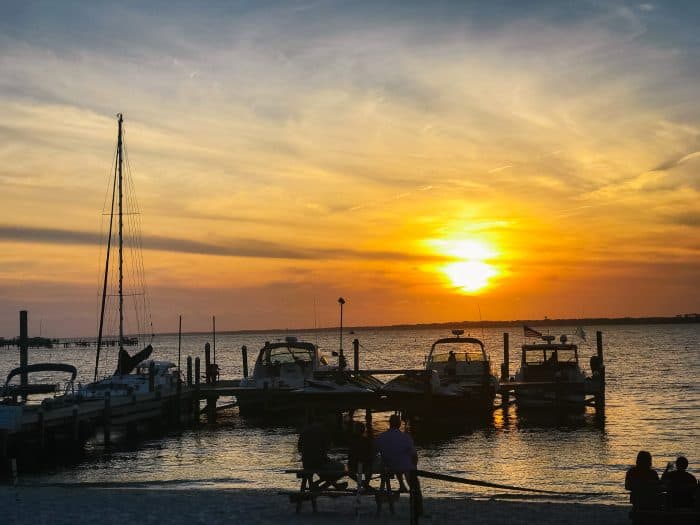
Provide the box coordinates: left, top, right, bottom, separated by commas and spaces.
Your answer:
375, 414, 422, 515
661, 456, 697, 509
347, 422, 374, 488
625, 451, 660, 508
298, 416, 347, 489
375, 414, 417, 489
446, 351, 457, 376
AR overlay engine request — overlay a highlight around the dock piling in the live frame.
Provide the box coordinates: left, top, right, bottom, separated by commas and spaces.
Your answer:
193, 358, 201, 427
205, 343, 211, 384
353, 339, 360, 372
501, 332, 509, 381
241, 346, 248, 378
595, 331, 606, 410
19, 310, 28, 401
187, 356, 193, 387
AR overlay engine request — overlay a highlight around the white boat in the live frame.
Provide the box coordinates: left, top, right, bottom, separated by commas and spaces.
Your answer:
236, 336, 381, 416
381, 330, 499, 416
513, 335, 587, 410
78, 114, 178, 400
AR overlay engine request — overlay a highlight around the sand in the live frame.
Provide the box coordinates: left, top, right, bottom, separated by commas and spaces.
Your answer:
1, 485, 630, 525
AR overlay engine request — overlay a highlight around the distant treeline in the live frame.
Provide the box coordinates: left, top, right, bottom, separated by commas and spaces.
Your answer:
160, 314, 700, 337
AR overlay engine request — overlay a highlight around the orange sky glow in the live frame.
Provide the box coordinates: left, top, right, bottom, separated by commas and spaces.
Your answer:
1, 2, 699, 337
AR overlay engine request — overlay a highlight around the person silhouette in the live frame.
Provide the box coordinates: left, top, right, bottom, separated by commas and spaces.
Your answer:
298, 416, 347, 490
347, 422, 374, 488
625, 451, 660, 508
446, 351, 457, 376
661, 456, 697, 509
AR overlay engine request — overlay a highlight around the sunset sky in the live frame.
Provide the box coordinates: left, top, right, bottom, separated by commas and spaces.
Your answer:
1, 1, 699, 337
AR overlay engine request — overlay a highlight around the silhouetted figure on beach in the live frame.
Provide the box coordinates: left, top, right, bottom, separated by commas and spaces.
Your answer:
298, 416, 346, 490
661, 456, 697, 509
347, 422, 374, 488
625, 450, 660, 512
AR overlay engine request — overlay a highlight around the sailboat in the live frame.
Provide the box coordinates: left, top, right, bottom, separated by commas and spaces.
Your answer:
78, 114, 178, 399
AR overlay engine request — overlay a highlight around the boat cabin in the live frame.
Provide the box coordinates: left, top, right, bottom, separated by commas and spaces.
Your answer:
427, 334, 490, 378
248, 337, 322, 388
519, 337, 580, 382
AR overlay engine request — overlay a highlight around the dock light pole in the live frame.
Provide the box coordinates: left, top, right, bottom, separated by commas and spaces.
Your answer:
338, 297, 346, 369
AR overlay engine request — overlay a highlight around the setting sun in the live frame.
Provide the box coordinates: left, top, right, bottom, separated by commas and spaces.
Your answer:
443, 261, 498, 293
429, 239, 501, 294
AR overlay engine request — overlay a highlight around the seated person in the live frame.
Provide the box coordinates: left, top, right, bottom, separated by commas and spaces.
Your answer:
347, 422, 374, 488
298, 417, 347, 490
661, 456, 697, 509
625, 450, 660, 509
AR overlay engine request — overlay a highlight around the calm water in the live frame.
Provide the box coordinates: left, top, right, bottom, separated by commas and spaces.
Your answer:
3, 324, 699, 503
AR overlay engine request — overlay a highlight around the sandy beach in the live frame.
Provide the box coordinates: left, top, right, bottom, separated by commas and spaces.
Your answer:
1, 485, 629, 525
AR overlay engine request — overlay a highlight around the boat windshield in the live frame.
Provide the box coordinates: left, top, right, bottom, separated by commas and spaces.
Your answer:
267, 346, 315, 365
432, 346, 486, 363
523, 348, 578, 366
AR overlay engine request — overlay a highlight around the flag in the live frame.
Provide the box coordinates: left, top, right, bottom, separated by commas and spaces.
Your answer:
576, 326, 587, 341
524, 325, 542, 338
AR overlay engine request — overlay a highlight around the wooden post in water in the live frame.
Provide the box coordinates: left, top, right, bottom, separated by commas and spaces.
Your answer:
501, 332, 509, 381
207, 396, 217, 425
175, 370, 182, 426
204, 343, 211, 384
177, 315, 182, 372
193, 357, 201, 427
103, 391, 112, 447
241, 346, 248, 378
187, 356, 193, 387
353, 339, 360, 372
19, 311, 28, 401
595, 331, 605, 410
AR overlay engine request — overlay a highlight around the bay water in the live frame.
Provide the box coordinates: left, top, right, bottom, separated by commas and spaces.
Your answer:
3, 323, 698, 503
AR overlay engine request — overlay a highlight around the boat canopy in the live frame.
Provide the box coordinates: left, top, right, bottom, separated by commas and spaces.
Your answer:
5, 362, 77, 385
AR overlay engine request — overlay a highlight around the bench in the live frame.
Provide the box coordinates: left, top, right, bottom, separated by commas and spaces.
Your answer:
283, 466, 404, 515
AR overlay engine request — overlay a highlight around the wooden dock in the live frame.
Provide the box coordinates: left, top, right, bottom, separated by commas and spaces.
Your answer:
2, 310, 607, 476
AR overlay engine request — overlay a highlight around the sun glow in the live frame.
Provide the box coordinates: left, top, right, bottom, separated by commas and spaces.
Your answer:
430, 239, 500, 294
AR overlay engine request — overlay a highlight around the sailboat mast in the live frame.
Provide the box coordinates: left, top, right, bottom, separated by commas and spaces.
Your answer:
117, 113, 124, 356
94, 116, 119, 381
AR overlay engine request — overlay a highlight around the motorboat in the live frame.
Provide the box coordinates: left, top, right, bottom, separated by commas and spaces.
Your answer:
513, 335, 587, 410
236, 336, 382, 417
381, 330, 499, 416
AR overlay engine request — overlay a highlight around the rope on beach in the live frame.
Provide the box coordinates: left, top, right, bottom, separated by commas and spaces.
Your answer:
415, 470, 607, 499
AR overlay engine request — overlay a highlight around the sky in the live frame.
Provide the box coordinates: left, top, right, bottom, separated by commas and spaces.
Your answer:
1, 0, 699, 337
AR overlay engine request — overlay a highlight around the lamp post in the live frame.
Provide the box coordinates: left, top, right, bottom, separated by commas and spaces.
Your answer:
338, 297, 346, 369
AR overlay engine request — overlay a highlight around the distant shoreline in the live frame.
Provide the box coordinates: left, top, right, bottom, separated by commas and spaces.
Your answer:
158, 315, 700, 338
6, 315, 697, 341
